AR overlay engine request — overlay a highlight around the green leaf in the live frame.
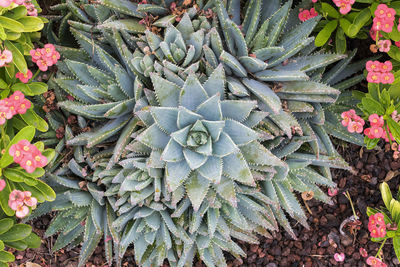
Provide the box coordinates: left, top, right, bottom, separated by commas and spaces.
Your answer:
33, 179, 56, 201
335, 27, 346, 54
4, 40, 27, 73
394, 236, 400, 262
388, 45, 400, 61
388, 117, 400, 144
315, 20, 338, 47
5, 240, 28, 250
0, 126, 35, 168
23, 232, 41, 248
365, 136, 379, 150
380, 182, 393, 211
348, 8, 371, 37
0, 224, 31, 242
0, 17, 24, 32
3, 168, 25, 182
0, 219, 13, 235
339, 18, 352, 37
0, 251, 15, 263
11, 83, 33, 95
361, 96, 386, 115
17, 17, 44, 32
321, 3, 340, 18
20, 109, 49, 132
0, 182, 14, 216
27, 82, 48, 95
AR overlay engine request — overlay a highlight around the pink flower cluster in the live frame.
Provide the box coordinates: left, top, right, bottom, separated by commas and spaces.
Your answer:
367, 256, 387, 267
8, 190, 37, 218
366, 60, 394, 84
15, 69, 32, 83
0, 0, 38, 16
363, 114, 395, 142
9, 139, 47, 173
0, 49, 12, 67
368, 213, 386, 238
332, 0, 355, 15
341, 109, 365, 133
373, 4, 395, 33
0, 91, 31, 125
30, 44, 60, 72
298, 8, 318, 22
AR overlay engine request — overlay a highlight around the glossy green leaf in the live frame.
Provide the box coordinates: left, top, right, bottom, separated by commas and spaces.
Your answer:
315, 20, 337, 47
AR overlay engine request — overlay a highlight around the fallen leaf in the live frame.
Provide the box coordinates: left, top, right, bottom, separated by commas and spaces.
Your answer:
385, 170, 400, 182
26, 263, 42, 267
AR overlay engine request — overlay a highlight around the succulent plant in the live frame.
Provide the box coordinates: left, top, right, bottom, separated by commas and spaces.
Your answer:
30, 0, 370, 266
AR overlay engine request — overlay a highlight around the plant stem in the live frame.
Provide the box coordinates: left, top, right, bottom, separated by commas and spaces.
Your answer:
375, 238, 387, 259
30, 69, 41, 82
344, 191, 358, 220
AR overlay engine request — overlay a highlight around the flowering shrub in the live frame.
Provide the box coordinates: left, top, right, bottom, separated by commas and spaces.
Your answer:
366, 182, 400, 266
0, 126, 55, 216
304, 0, 371, 53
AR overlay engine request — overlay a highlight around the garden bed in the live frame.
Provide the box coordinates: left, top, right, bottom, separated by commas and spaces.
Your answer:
10, 143, 399, 267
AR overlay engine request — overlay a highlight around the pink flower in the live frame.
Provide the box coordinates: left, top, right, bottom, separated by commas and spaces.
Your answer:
23, 191, 37, 207
367, 72, 381, 83
30, 49, 42, 62
15, 204, 29, 218
347, 121, 363, 133
370, 126, 384, 139
382, 20, 394, 33
332, 0, 355, 15
0, 0, 12, 7
9, 90, 25, 103
36, 58, 51, 72
366, 61, 381, 72
0, 180, 6, 192
341, 111, 352, 126
49, 51, 60, 65
380, 61, 392, 72
367, 256, 385, 266
353, 115, 365, 126
0, 49, 12, 67
32, 149, 47, 168
368, 213, 386, 238
310, 8, 318, 17
20, 155, 36, 173
381, 72, 394, 84
299, 10, 311, 22
359, 247, 368, 258
369, 114, 384, 127
8, 190, 25, 210
334, 252, 345, 262
0, 103, 12, 125
9, 140, 47, 172
41, 44, 55, 56
378, 40, 391, 52
375, 4, 389, 19
16, 70, 33, 83
312, 0, 317, 2
396, 40, 400, 48
374, 4, 395, 21
15, 99, 31, 114
328, 188, 338, 197
364, 128, 374, 139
